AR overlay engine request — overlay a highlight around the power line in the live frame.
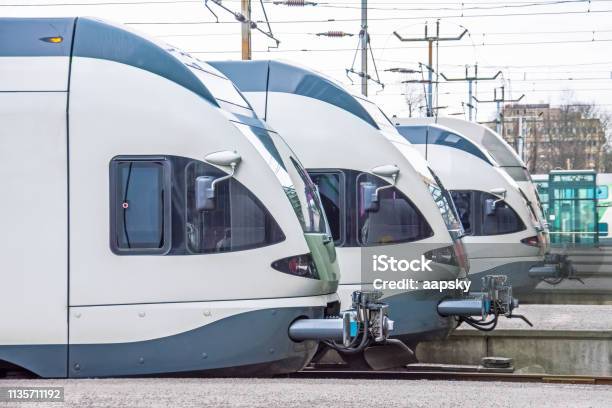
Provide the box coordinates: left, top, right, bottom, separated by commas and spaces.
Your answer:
287, 0, 611, 3
304, 0, 611, 4
376, 59, 612, 68
0, 0, 199, 6
184, 38, 612, 53
3, 0, 609, 7
157, 28, 612, 38
382, 79, 612, 88
297, 0, 612, 12
467, 29, 612, 36
125, 8, 612, 25
373, 88, 612, 95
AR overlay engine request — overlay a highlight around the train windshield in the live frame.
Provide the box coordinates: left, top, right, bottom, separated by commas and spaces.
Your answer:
357, 98, 397, 132
481, 127, 524, 167
503, 166, 532, 182
427, 168, 465, 240
166, 46, 255, 117
235, 123, 328, 235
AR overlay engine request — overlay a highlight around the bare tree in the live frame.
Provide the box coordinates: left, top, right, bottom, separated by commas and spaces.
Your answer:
543, 96, 608, 171
403, 84, 425, 118
599, 110, 612, 171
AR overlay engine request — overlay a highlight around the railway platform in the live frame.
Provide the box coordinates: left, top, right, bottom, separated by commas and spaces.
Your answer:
417, 304, 612, 375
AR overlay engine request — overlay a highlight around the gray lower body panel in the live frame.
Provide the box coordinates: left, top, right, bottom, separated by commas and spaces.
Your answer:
0, 307, 322, 378
384, 290, 459, 347
468, 260, 540, 295
0, 345, 67, 378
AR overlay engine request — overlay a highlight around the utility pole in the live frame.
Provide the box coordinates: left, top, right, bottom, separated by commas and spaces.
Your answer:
519, 116, 523, 157
205, 0, 279, 58
503, 111, 544, 170
360, 0, 368, 96
394, 22, 467, 117
427, 23, 433, 114
241, 0, 251, 60
473, 86, 524, 135
531, 119, 539, 172
346, 0, 384, 96
440, 65, 501, 122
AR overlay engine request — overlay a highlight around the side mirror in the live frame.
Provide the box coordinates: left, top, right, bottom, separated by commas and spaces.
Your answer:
484, 198, 497, 216
360, 182, 379, 212
490, 187, 507, 199
195, 176, 216, 211
370, 164, 400, 206
205, 150, 242, 167
371, 164, 400, 179
485, 188, 506, 216
197, 150, 242, 211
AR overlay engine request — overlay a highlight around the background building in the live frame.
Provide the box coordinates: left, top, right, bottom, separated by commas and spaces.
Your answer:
486, 103, 608, 173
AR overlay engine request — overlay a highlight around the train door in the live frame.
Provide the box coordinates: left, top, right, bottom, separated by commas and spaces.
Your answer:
0, 91, 69, 377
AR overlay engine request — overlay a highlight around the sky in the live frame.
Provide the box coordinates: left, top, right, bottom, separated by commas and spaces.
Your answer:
3, 0, 612, 121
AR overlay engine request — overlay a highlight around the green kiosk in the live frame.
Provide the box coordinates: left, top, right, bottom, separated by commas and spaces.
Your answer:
547, 170, 598, 246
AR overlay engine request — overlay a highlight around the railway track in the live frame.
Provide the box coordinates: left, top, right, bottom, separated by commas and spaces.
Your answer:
3, 366, 611, 385
291, 367, 612, 385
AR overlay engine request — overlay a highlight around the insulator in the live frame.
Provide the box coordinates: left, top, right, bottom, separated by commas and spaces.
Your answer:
274, 0, 317, 6
317, 30, 354, 37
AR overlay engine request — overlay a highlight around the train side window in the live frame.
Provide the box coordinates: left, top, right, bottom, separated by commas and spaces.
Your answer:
309, 171, 345, 244
481, 192, 526, 235
185, 161, 285, 253
450, 191, 473, 235
110, 158, 172, 254
356, 173, 433, 246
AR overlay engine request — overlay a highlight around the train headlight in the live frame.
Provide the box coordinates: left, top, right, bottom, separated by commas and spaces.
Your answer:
272, 253, 320, 279
40, 36, 63, 43
521, 235, 541, 248
423, 245, 458, 266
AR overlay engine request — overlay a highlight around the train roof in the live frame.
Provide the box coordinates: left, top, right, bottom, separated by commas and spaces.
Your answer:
396, 122, 496, 165
0, 17, 256, 118
209, 60, 397, 131
399, 117, 526, 168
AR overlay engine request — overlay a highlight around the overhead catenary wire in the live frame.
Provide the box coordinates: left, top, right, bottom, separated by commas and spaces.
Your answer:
156, 28, 612, 37
7, 0, 611, 119
365, 88, 612, 96
0, 0, 200, 5
184, 37, 612, 53
124, 8, 612, 25
278, 0, 612, 12
380, 77, 612, 84
5, 0, 612, 9
376, 59, 612, 68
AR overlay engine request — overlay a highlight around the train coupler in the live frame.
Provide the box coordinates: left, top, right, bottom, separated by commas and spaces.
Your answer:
288, 290, 394, 353
529, 253, 581, 284
437, 275, 532, 331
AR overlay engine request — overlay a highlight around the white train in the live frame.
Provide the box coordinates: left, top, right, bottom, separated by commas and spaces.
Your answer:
0, 18, 392, 378
211, 60, 525, 350
395, 120, 570, 294
412, 118, 575, 284
428, 117, 547, 230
